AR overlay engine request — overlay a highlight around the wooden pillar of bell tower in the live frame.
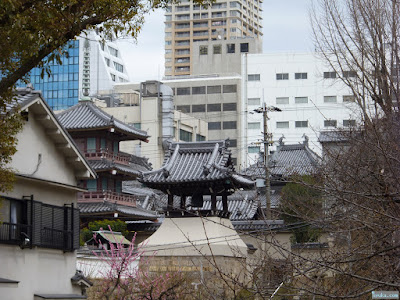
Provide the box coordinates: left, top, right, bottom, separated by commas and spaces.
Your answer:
222, 192, 228, 213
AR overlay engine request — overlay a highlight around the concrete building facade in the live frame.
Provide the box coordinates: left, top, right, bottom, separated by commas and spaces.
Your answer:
164, 0, 263, 77
163, 75, 245, 169
241, 52, 361, 166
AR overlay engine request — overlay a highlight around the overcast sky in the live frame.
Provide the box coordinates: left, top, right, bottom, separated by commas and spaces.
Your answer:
117, 0, 313, 83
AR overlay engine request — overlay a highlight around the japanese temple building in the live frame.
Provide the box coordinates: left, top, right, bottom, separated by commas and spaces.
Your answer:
57, 98, 158, 226
138, 140, 255, 292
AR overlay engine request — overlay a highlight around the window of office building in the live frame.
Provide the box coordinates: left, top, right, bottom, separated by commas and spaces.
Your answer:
276, 97, 289, 104
200, 45, 208, 55
196, 134, 206, 141
248, 74, 260, 81
176, 105, 190, 113
240, 43, 249, 53
343, 70, 357, 78
343, 95, 356, 102
207, 85, 221, 94
343, 119, 356, 127
208, 122, 221, 130
248, 122, 260, 129
227, 44, 235, 53
180, 129, 192, 142
228, 139, 237, 147
324, 71, 336, 79
176, 87, 191, 95
276, 73, 289, 80
114, 62, 124, 73
207, 103, 221, 112
295, 72, 307, 79
248, 98, 260, 106
108, 47, 118, 57
248, 146, 260, 153
223, 85, 237, 93
223, 121, 237, 129
192, 86, 206, 94
192, 104, 206, 112
324, 120, 337, 127
213, 45, 222, 54
223, 103, 237, 111
324, 96, 337, 103
295, 121, 308, 128
295, 97, 308, 104
276, 121, 289, 128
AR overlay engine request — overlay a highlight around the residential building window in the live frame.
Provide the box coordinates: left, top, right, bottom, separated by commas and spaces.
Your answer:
343, 95, 356, 102
240, 43, 249, 53
133, 123, 141, 129
276, 97, 289, 105
207, 85, 221, 94
295, 121, 308, 128
213, 45, 222, 54
176, 87, 191, 95
114, 62, 124, 73
324, 96, 337, 103
228, 139, 237, 147
324, 71, 336, 79
248, 74, 260, 81
248, 122, 260, 129
343, 70, 357, 78
175, 57, 190, 63
108, 47, 118, 57
200, 45, 208, 55
295, 72, 307, 79
165, 49, 172, 54
208, 122, 221, 130
248, 98, 260, 106
196, 134, 206, 141
192, 86, 206, 94
343, 119, 356, 127
176, 105, 190, 113
295, 97, 308, 104
87, 179, 97, 191
324, 120, 337, 127
180, 129, 193, 142
192, 104, 206, 112
276, 73, 289, 80
223, 103, 237, 111
207, 103, 221, 112
111, 74, 116, 81
223, 85, 237, 93
248, 146, 260, 153
276, 121, 289, 128
227, 44, 235, 53
223, 121, 237, 129
105, 58, 110, 67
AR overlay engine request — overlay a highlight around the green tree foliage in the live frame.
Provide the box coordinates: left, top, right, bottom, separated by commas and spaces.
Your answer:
0, 0, 207, 193
81, 219, 128, 245
279, 175, 323, 244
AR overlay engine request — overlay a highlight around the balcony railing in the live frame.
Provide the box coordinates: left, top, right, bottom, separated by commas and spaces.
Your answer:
41, 227, 73, 251
78, 191, 137, 207
84, 150, 131, 165
0, 222, 32, 246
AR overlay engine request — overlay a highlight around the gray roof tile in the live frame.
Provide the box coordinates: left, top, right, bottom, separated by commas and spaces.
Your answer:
79, 202, 158, 219
56, 100, 149, 141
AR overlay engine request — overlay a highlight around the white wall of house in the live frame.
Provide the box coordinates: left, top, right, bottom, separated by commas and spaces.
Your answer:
241, 52, 361, 166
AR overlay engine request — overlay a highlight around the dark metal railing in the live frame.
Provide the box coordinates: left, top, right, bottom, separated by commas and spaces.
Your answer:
0, 222, 32, 245
40, 227, 73, 251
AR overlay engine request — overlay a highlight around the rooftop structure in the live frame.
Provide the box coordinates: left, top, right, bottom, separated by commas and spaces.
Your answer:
164, 0, 263, 77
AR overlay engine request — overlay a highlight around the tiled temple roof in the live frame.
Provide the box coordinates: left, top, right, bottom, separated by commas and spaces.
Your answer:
90, 155, 151, 177
79, 202, 158, 220
140, 140, 255, 195
245, 142, 320, 179
56, 100, 149, 141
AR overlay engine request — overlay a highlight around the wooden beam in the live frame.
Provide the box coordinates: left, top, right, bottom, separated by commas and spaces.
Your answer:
35, 114, 50, 121
222, 193, 228, 212
211, 193, 217, 212
55, 143, 71, 149
45, 128, 60, 135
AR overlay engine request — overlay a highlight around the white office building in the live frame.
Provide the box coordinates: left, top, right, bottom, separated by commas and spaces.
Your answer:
241, 52, 361, 166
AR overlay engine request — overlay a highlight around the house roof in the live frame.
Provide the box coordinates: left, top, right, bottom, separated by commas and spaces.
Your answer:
319, 130, 350, 143
56, 100, 149, 141
140, 140, 255, 195
11, 87, 96, 180
79, 202, 158, 220
92, 230, 131, 245
245, 141, 320, 179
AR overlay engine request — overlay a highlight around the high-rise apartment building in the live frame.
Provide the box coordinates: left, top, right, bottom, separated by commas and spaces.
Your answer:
20, 30, 129, 110
164, 0, 263, 77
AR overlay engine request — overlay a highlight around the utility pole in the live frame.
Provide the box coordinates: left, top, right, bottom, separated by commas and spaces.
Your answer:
262, 102, 272, 220
254, 103, 281, 220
